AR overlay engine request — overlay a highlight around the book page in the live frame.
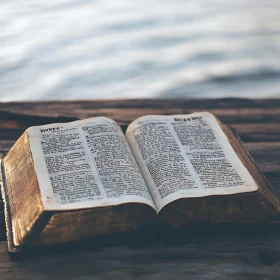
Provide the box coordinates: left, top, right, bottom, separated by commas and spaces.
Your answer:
27, 117, 155, 211
126, 112, 258, 212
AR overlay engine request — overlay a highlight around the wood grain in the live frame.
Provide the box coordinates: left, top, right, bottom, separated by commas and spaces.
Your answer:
1, 232, 280, 280
0, 98, 279, 279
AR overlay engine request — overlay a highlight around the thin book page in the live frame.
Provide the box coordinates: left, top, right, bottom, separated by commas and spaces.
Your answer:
27, 117, 155, 211
126, 112, 258, 212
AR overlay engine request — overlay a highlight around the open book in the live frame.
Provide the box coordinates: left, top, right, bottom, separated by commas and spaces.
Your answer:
1, 112, 280, 252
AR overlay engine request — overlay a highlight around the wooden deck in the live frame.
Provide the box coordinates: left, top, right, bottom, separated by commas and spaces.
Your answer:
0, 98, 280, 279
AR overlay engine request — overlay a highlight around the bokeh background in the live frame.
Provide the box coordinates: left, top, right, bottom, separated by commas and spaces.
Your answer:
1, 0, 280, 101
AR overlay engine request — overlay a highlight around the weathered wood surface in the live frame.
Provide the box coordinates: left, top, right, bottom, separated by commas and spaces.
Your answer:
0, 98, 280, 280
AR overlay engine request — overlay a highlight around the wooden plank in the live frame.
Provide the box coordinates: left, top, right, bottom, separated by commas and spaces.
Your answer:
0, 216, 4, 234
1, 99, 280, 124
1, 232, 280, 280
0, 141, 15, 152
1, 98, 280, 111
0, 99, 280, 142
244, 142, 280, 172
231, 123, 280, 142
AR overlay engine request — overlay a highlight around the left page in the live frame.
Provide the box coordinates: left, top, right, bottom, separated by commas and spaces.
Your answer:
27, 117, 155, 211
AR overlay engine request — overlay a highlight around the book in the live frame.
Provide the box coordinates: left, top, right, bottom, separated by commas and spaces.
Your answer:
1, 112, 279, 252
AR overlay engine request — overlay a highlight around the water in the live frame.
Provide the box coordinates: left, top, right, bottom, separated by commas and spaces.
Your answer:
1, 0, 280, 101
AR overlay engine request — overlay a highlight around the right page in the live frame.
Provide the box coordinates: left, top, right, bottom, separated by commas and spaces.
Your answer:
126, 112, 258, 212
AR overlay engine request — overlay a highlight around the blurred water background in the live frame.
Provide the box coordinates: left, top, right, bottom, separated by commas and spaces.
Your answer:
1, 0, 280, 101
